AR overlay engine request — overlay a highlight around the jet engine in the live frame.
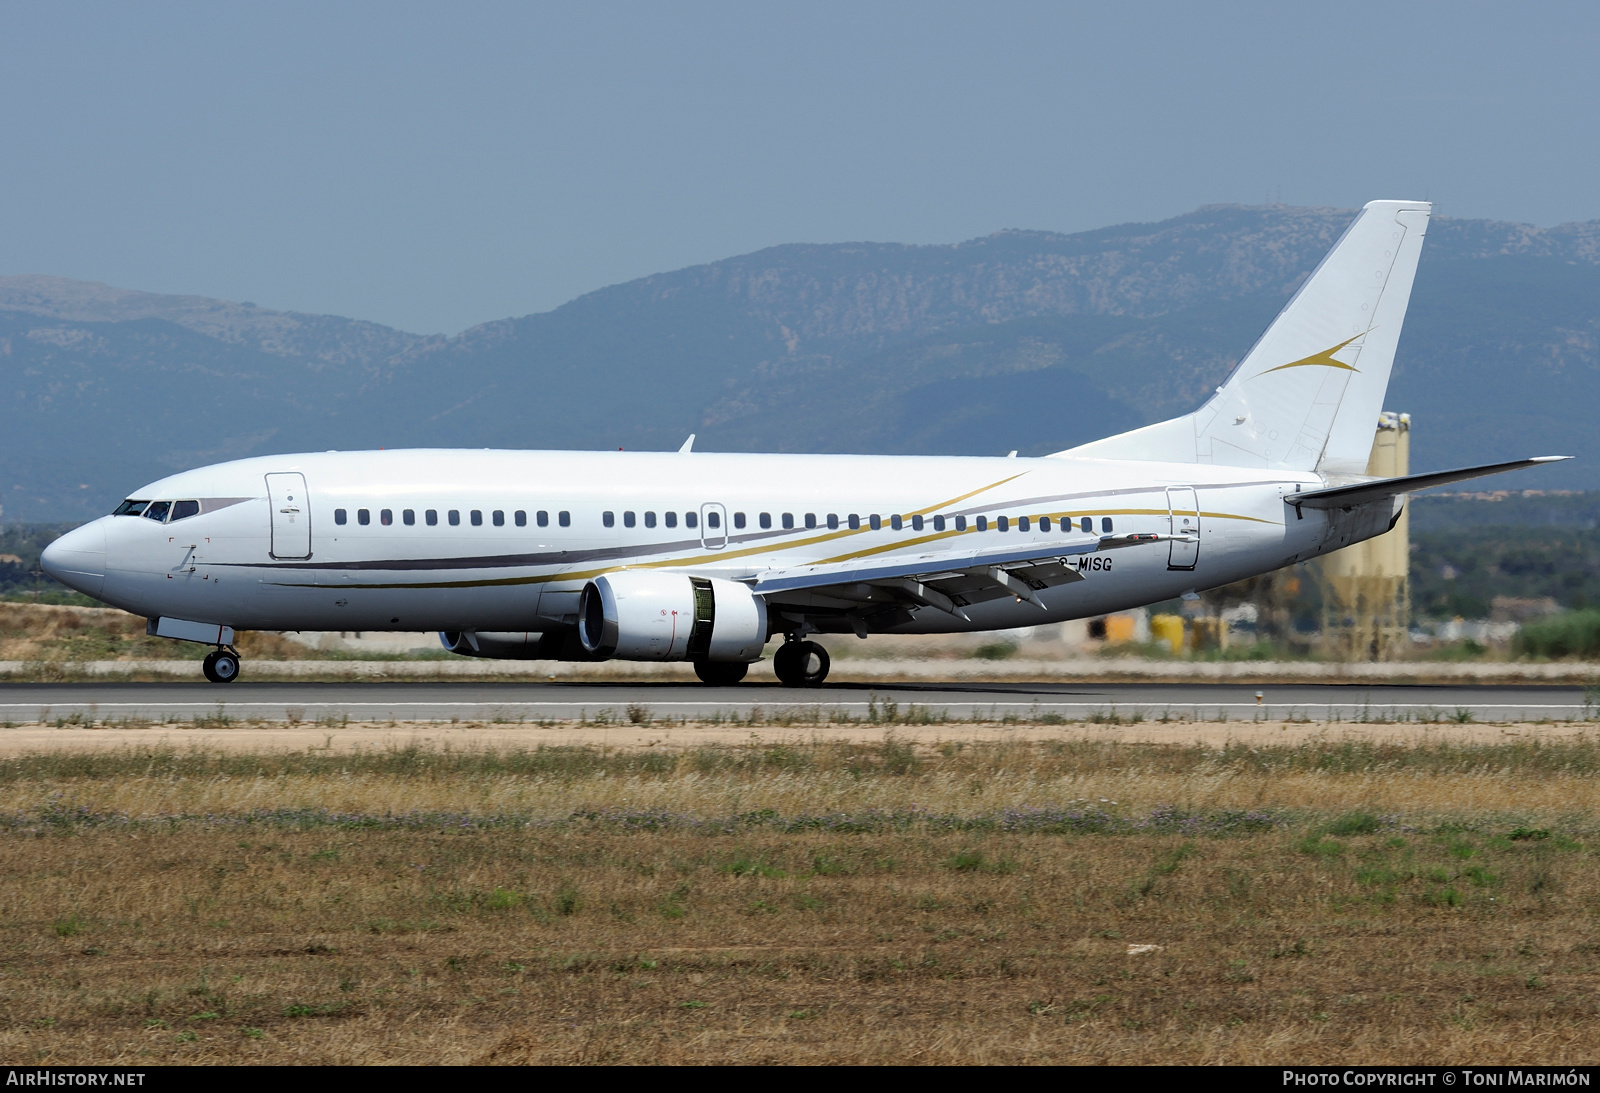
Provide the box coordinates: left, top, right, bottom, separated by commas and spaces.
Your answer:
577, 570, 767, 662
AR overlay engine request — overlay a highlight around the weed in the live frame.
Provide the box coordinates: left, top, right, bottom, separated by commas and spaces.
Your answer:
1324, 812, 1382, 836
553, 886, 582, 916
52, 914, 87, 938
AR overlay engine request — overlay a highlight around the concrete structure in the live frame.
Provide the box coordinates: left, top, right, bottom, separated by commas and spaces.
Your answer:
1313, 412, 1411, 660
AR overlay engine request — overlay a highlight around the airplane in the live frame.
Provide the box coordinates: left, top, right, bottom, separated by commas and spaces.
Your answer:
40, 199, 1568, 685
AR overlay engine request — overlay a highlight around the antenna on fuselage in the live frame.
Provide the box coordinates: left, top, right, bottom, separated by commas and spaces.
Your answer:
679, 434, 696, 454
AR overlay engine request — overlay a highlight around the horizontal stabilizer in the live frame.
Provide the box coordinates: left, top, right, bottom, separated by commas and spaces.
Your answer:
1289, 456, 1570, 511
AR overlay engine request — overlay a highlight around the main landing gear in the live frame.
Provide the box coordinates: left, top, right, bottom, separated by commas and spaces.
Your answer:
202, 647, 242, 684
773, 638, 829, 688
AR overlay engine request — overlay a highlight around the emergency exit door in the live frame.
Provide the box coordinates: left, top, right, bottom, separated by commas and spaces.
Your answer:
266, 472, 312, 560
1166, 487, 1199, 570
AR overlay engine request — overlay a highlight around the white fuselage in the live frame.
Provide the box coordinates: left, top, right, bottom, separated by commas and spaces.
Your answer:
46, 447, 1383, 642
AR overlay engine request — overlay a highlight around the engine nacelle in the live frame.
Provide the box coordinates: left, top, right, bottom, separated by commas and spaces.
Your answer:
577, 570, 767, 662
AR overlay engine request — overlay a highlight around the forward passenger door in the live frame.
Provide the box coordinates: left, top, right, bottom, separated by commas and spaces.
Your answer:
266, 472, 312, 560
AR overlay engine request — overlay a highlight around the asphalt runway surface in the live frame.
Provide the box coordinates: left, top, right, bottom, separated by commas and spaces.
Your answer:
0, 681, 1592, 724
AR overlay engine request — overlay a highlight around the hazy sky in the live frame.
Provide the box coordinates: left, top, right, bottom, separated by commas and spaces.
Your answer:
2, 1, 1597, 334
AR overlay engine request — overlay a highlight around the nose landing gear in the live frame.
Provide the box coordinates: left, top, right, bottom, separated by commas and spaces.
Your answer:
773, 638, 829, 687
202, 647, 241, 684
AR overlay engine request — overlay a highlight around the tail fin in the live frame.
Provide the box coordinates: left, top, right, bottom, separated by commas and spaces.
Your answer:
1058, 199, 1432, 473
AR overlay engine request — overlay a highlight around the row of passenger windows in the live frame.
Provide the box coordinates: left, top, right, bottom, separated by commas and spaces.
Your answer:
334, 508, 569, 527
332, 506, 1115, 535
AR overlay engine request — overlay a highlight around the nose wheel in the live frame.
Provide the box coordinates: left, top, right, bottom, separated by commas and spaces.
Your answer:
202, 648, 241, 684
773, 639, 829, 687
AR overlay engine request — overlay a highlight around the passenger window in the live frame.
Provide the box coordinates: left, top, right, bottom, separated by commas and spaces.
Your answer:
358, 509, 371, 526
759, 513, 772, 529
848, 515, 860, 530
514, 511, 527, 527
380, 509, 393, 526
665, 512, 677, 528
645, 511, 657, 528
537, 511, 549, 527
997, 516, 1009, 532
170, 500, 199, 521
1102, 517, 1114, 533
827, 514, 839, 530
805, 513, 817, 529
1080, 517, 1092, 533
707, 511, 720, 529
143, 501, 171, 522
685, 511, 697, 529
334, 509, 348, 525
603, 511, 615, 528
425, 509, 438, 526
623, 511, 635, 528
911, 515, 924, 531
976, 516, 989, 531
869, 515, 881, 530
558, 511, 570, 527
955, 516, 967, 531
1018, 516, 1030, 532
493, 510, 504, 527
1039, 516, 1051, 531
890, 514, 902, 531
403, 509, 415, 526
781, 513, 793, 530
449, 510, 460, 526
733, 512, 745, 529
471, 510, 483, 526
932, 515, 945, 531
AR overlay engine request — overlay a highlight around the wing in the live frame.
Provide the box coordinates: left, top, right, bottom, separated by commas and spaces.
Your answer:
749, 531, 1184, 625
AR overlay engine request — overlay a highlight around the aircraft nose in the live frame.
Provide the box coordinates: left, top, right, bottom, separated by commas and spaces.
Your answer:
40, 522, 107, 599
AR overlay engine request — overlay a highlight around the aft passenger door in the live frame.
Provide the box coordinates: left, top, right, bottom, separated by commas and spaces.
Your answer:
699, 503, 727, 550
1166, 486, 1199, 570
266, 472, 312, 560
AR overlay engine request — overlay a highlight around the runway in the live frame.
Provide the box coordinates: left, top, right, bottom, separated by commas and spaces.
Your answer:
1, 680, 1593, 724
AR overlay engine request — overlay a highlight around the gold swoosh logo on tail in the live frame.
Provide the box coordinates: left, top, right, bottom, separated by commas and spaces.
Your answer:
1257, 333, 1364, 376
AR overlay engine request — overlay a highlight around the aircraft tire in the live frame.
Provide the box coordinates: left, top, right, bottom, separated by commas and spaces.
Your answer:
203, 650, 241, 684
693, 659, 748, 686
773, 640, 829, 687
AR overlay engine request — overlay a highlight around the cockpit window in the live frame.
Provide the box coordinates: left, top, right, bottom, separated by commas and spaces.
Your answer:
143, 501, 172, 522
170, 500, 200, 521
113, 499, 150, 517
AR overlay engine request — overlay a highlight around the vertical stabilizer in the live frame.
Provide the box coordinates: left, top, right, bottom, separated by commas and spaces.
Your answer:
1058, 200, 1431, 473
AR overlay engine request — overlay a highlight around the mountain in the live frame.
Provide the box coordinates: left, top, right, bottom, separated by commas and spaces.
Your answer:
4, 204, 1598, 522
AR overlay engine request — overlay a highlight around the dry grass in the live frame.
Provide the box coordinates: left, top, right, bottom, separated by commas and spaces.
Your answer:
0, 602, 313, 663
2, 738, 1599, 1065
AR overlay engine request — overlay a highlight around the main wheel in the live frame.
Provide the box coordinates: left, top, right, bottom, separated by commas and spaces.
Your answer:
693, 659, 748, 685
773, 640, 829, 687
202, 650, 241, 684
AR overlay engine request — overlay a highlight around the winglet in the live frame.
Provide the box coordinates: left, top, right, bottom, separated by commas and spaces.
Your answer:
678, 434, 695, 454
